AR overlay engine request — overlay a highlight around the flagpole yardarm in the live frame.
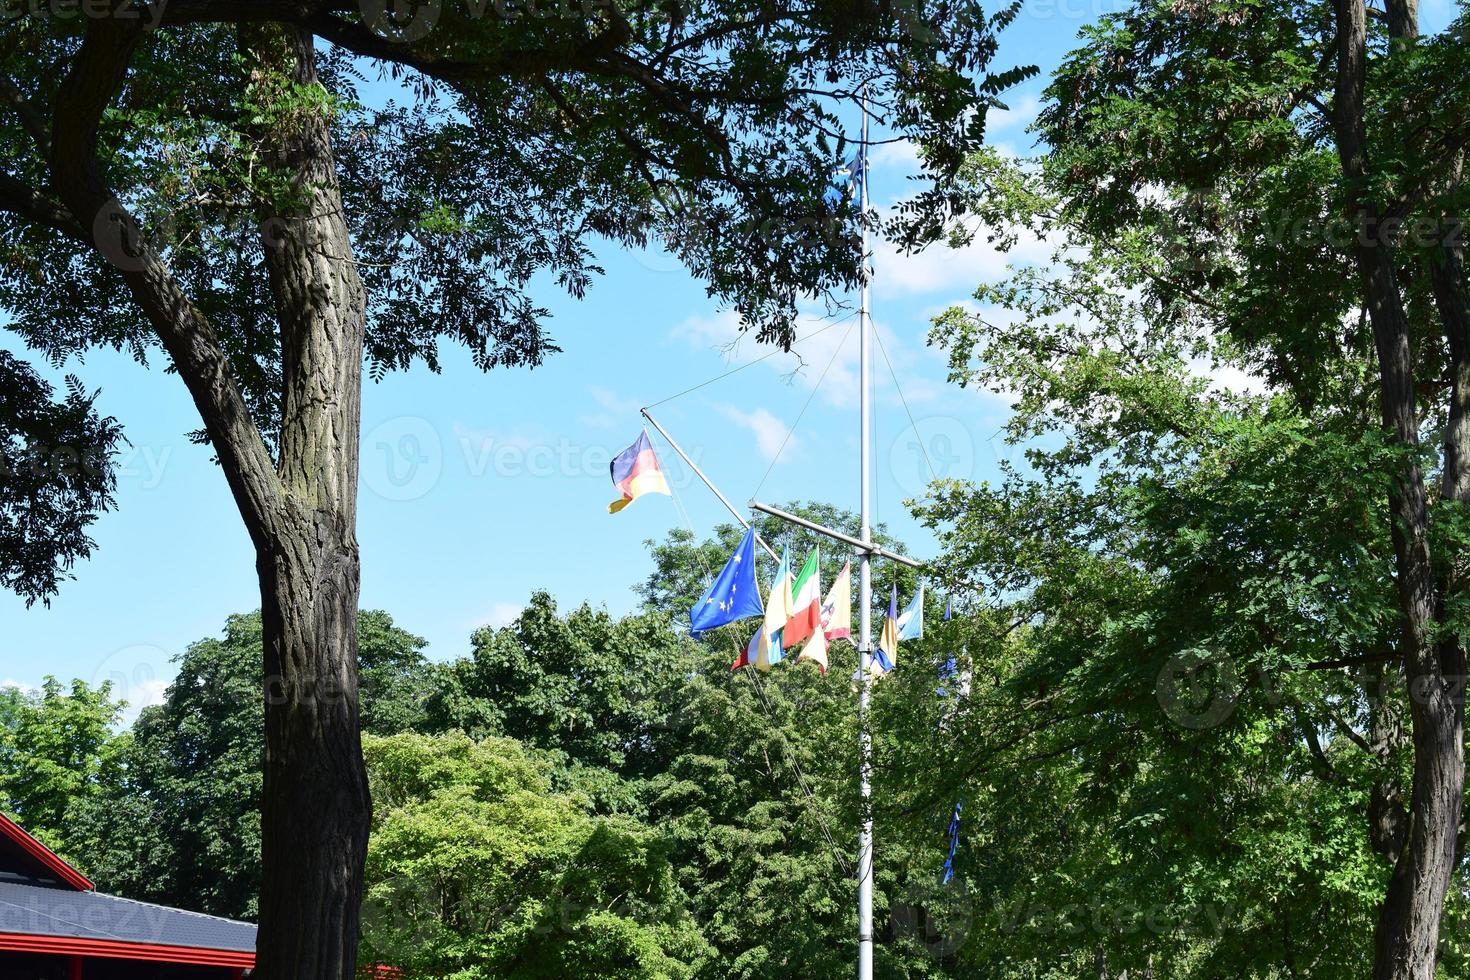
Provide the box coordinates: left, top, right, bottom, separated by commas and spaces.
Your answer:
641, 407, 779, 561
746, 499, 918, 568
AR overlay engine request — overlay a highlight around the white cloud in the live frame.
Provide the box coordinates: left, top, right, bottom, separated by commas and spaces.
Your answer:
670, 309, 744, 353
472, 602, 523, 631
671, 308, 948, 413
0, 678, 35, 693
988, 93, 1041, 136
579, 386, 641, 429
717, 405, 798, 462
451, 423, 536, 452
1195, 360, 1273, 397
871, 219, 1050, 299
869, 138, 922, 176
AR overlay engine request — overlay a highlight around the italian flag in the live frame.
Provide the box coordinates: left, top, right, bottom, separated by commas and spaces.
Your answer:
783, 548, 822, 649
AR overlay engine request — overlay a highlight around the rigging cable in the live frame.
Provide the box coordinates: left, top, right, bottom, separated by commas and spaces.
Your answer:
872, 322, 937, 485
649, 428, 854, 878
644, 313, 859, 410
751, 318, 857, 500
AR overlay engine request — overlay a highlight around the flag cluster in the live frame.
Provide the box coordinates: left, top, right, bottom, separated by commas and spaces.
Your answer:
608, 429, 925, 679
689, 532, 918, 679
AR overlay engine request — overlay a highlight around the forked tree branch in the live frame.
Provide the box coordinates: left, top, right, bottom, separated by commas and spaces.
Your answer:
48, 17, 284, 547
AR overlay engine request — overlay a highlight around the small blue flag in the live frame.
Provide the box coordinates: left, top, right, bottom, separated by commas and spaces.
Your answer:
823, 147, 867, 208
690, 527, 765, 635
941, 801, 962, 884
939, 597, 958, 689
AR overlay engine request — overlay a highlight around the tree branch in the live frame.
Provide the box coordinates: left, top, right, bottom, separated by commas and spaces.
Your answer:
48, 17, 283, 546
0, 73, 52, 154
0, 173, 86, 240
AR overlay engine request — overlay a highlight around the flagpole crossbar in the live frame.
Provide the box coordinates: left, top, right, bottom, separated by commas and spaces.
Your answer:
747, 499, 921, 569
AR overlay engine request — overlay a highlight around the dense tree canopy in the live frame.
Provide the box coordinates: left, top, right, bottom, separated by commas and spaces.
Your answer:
7, 0, 1470, 973
12, 476, 1456, 976
911, 0, 1470, 969
0, 4, 1038, 973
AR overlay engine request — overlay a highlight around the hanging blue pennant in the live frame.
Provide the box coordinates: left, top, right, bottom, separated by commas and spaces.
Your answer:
941, 801, 962, 884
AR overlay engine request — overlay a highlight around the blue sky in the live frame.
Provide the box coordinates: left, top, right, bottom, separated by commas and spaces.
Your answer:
1, 7, 1125, 714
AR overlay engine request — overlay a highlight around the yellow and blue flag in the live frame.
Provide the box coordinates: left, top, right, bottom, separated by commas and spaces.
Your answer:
608, 430, 670, 513
758, 546, 793, 670
691, 527, 764, 635
874, 584, 899, 674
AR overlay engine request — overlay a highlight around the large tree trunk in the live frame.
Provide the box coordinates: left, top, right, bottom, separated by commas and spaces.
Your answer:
50, 16, 371, 980
1330, 0, 1466, 976
246, 25, 371, 980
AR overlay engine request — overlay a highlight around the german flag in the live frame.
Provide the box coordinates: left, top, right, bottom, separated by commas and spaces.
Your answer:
608, 431, 670, 513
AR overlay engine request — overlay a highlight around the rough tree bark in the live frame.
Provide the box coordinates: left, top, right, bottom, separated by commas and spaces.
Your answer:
1331, 0, 1467, 975
245, 25, 372, 980
50, 17, 371, 980
1366, 658, 1410, 862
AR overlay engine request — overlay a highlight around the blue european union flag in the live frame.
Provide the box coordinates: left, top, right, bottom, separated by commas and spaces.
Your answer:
690, 527, 765, 635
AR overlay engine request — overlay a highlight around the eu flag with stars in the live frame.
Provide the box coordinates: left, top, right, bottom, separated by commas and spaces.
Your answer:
690, 527, 765, 635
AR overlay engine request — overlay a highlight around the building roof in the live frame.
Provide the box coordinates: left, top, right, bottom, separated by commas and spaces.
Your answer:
0, 876, 257, 952
0, 812, 256, 968
0, 813, 93, 891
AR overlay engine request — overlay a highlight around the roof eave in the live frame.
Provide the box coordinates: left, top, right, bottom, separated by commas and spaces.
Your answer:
0, 931, 255, 968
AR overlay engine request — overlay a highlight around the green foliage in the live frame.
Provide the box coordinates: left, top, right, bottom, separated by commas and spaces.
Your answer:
0, 677, 122, 853
902, 9, 1470, 962
0, 3, 1034, 455
0, 352, 121, 606
66, 609, 432, 919
14, 488, 1422, 976
426, 593, 690, 780
360, 731, 709, 979
912, 302, 1404, 972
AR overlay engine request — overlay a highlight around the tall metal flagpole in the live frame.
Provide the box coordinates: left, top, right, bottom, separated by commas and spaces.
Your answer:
856, 86, 875, 980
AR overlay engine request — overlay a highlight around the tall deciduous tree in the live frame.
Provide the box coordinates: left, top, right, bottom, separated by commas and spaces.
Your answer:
0, 2, 1031, 976
0, 677, 122, 850
927, 4, 1470, 973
